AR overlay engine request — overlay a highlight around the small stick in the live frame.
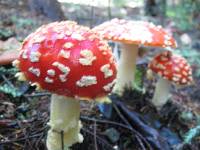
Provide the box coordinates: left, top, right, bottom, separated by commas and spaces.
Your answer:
61, 130, 64, 150
94, 121, 98, 150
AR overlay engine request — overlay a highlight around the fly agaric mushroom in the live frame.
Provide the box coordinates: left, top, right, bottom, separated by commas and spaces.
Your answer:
147, 51, 193, 109
13, 21, 117, 150
93, 18, 177, 95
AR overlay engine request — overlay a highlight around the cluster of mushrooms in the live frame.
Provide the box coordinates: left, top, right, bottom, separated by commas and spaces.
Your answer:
12, 18, 193, 150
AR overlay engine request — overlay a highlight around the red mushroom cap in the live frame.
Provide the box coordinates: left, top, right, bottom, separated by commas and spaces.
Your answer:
17, 21, 117, 100
93, 18, 177, 48
148, 51, 193, 85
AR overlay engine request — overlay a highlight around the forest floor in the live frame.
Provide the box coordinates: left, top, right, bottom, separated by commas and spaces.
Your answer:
0, 1, 200, 150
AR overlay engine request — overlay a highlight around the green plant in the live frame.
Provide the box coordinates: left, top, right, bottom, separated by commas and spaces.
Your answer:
0, 84, 23, 97
166, 0, 200, 30
0, 28, 14, 39
184, 125, 200, 144
0, 67, 24, 97
11, 16, 35, 28
134, 66, 144, 92
0, 67, 18, 75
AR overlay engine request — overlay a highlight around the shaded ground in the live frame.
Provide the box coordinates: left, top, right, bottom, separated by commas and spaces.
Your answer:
0, 1, 200, 150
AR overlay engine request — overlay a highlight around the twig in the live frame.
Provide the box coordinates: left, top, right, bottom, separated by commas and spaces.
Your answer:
18, 121, 33, 150
1, 74, 15, 88
0, 133, 42, 145
61, 130, 64, 150
113, 104, 132, 128
94, 121, 98, 150
113, 104, 150, 150
82, 127, 115, 150
24, 92, 51, 97
81, 116, 152, 150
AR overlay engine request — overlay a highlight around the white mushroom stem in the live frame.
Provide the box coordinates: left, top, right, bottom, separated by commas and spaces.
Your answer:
47, 94, 83, 150
112, 44, 138, 95
152, 78, 171, 109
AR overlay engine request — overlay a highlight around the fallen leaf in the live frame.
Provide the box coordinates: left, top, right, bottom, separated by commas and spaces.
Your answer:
0, 37, 21, 65
0, 50, 19, 65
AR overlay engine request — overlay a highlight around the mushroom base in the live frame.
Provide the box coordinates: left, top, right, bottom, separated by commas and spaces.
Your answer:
112, 44, 138, 95
47, 94, 83, 150
152, 78, 171, 109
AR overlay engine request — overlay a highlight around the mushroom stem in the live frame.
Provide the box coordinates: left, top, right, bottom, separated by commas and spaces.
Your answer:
112, 44, 138, 95
47, 94, 83, 150
152, 78, 171, 109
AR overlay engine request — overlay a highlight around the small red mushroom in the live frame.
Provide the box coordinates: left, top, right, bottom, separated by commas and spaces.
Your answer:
14, 21, 117, 150
147, 51, 193, 109
93, 18, 177, 95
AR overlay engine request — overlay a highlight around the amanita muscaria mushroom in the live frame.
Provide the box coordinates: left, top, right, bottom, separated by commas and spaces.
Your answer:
13, 21, 117, 150
93, 18, 176, 95
147, 51, 193, 109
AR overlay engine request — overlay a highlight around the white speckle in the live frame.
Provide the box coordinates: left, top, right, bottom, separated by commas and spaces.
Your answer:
33, 36, 45, 43
63, 42, 74, 49
88, 34, 97, 40
52, 62, 70, 74
100, 64, 113, 78
174, 59, 180, 63
28, 67, 40, 77
182, 71, 188, 76
79, 49, 96, 66
52, 62, 59, 66
65, 30, 72, 36
179, 63, 184, 68
103, 79, 116, 92
181, 78, 187, 84
47, 69, 55, 77
172, 76, 180, 82
184, 65, 190, 70
59, 50, 70, 59
22, 50, 28, 59
164, 71, 170, 75
109, 56, 115, 64
156, 63, 166, 70
15, 72, 26, 81
174, 67, 180, 72
99, 45, 108, 51
59, 74, 67, 82
45, 77, 53, 83
160, 56, 168, 61
31, 82, 41, 90
12, 59, 20, 67
102, 52, 107, 55
166, 61, 172, 65
174, 73, 182, 78
164, 35, 171, 40
71, 33, 84, 40
188, 70, 192, 75
76, 76, 97, 87
57, 33, 65, 39
30, 51, 41, 62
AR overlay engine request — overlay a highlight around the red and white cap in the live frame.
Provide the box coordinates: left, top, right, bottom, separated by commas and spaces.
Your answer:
148, 51, 193, 85
15, 21, 117, 100
93, 18, 177, 48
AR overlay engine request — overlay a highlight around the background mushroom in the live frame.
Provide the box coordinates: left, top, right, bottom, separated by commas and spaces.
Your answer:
147, 51, 193, 109
93, 18, 177, 95
14, 21, 117, 150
